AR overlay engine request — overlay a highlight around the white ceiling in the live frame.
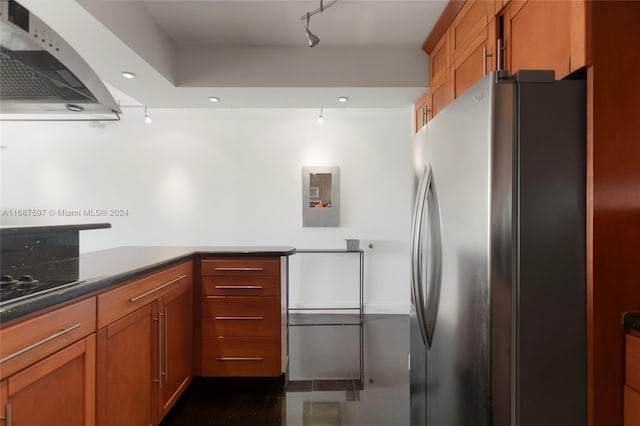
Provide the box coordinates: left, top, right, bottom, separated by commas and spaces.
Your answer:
22, 0, 447, 108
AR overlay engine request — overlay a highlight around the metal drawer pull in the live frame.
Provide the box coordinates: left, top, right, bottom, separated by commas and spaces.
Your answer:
0, 324, 81, 364
129, 275, 186, 303
215, 316, 264, 320
164, 307, 169, 382
214, 285, 263, 289
215, 267, 263, 271
216, 357, 263, 361
3, 404, 11, 426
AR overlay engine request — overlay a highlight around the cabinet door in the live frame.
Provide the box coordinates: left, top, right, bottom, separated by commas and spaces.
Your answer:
413, 90, 431, 133
429, 30, 452, 118
1, 335, 95, 426
159, 282, 193, 420
452, 18, 497, 99
503, 0, 587, 79
97, 304, 158, 426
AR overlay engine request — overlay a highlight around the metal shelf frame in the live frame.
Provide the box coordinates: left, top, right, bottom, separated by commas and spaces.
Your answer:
289, 249, 364, 324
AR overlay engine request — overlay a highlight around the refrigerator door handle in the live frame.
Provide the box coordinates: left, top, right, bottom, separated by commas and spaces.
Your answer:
411, 166, 430, 344
418, 168, 443, 347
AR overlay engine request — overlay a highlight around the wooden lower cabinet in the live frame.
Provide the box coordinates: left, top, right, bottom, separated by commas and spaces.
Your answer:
96, 262, 194, 426
97, 304, 158, 426
0, 334, 96, 426
159, 283, 193, 418
199, 257, 286, 378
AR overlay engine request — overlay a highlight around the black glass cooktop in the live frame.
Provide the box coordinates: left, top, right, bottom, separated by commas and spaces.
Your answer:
0, 274, 83, 306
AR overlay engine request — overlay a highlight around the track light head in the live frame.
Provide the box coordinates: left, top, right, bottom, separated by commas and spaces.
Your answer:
304, 13, 320, 47
306, 29, 320, 47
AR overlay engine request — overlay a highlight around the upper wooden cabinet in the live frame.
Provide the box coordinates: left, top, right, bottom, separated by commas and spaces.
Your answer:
429, 30, 452, 118
451, 0, 497, 97
420, 0, 590, 126
414, 90, 432, 133
503, 0, 589, 79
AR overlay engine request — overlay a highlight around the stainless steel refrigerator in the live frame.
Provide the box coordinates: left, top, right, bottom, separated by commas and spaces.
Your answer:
410, 70, 586, 426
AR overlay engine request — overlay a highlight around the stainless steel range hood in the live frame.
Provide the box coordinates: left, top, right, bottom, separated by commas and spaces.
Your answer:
0, 0, 121, 121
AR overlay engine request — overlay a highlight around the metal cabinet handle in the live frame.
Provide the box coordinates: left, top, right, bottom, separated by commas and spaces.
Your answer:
483, 46, 493, 75
215, 316, 264, 320
164, 307, 169, 382
214, 267, 263, 272
214, 285, 263, 290
215, 357, 263, 361
156, 313, 163, 389
1, 404, 11, 426
129, 275, 186, 303
0, 324, 81, 364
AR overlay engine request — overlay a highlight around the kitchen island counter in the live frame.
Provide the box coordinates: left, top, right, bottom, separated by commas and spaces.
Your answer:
0, 245, 295, 323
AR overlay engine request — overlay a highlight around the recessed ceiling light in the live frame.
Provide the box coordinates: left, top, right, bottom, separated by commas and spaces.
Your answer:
121, 71, 136, 79
209, 96, 220, 103
338, 96, 349, 103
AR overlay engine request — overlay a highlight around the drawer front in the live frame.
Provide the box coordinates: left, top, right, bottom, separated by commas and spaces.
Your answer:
202, 297, 280, 337
0, 297, 96, 380
628, 333, 640, 392
201, 258, 280, 276
624, 385, 640, 426
201, 337, 280, 377
202, 275, 280, 297
97, 261, 193, 328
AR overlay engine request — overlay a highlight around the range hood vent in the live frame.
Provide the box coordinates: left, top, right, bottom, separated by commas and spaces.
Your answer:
0, 0, 121, 121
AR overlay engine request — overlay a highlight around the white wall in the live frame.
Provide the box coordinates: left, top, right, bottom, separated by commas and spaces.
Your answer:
0, 108, 413, 313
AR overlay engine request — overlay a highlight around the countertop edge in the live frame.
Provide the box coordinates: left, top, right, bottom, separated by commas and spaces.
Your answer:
0, 223, 112, 234
0, 246, 296, 324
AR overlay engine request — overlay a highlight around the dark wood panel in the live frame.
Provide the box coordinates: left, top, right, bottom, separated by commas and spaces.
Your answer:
588, 2, 640, 426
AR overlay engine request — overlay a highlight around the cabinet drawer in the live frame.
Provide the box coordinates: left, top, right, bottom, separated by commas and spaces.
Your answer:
201, 337, 280, 377
201, 258, 280, 276
625, 385, 640, 426
202, 297, 280, 337
202, 275, 280, 296
0, 297, 96, 380
627, 333, 640, 392
97, 261, 193, 328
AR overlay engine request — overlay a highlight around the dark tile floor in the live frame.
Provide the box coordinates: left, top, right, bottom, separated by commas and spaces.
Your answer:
160, 314, 409, 426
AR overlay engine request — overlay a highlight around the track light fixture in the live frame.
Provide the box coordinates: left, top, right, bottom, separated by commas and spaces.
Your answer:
300, 0, 339, 48
304, 13, 320, 48
317, 108, 324, 124
144, 106, 152, 124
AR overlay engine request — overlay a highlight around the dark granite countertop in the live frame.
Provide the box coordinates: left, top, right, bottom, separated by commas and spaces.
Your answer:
0, 223, 111, 234
625, 312, 640, 333
0, 245, 295, 323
